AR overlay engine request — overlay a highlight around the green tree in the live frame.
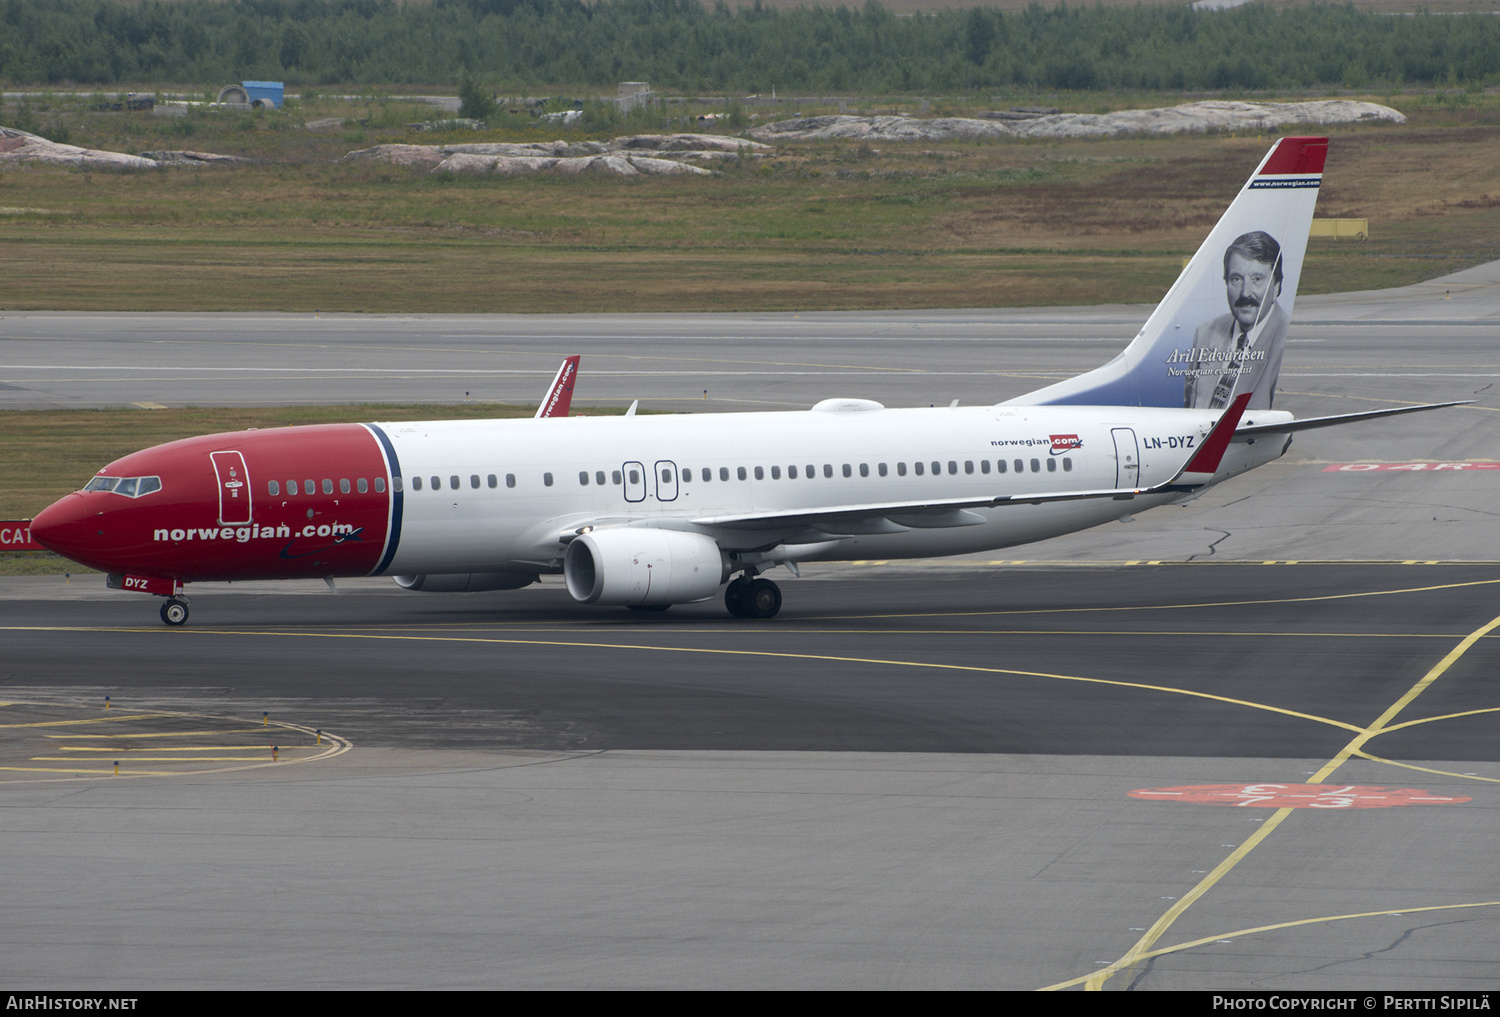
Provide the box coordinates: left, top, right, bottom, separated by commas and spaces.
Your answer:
457, 74, 496, 121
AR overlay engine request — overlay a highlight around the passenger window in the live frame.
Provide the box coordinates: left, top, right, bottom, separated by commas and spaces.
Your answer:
579, 471, 589, 486
375, 478, 387, 493
430, 476, 440, 491
1030, 459, 1040, 473
1046, 459, 1057, 473
341, 478, 351, 493
323, 479, 334, 495
754, 466, 764, 480
488, 474, 498, 488
358, 478, 368, 493
788, 465, 798, 479
932, 462, 941, 475
949, 461, 958, 475
470, 475, 480, 489
628, 469, 640, 484
610, 471, 621, 485
700, 468, 710, 482
544, 473, 554, 487
737, 466, 747, 481
878, 463, 887, 477
269, 480, 280, 496
1063, 458, 1073, 472
1013, 460, 1023, 473
507, 474, 516, 488
596, 471, 606, 485
842, 464, 852, 478
914, 462, 924, 476
823, 464, 833, 478
719, 467, 729, 481
997, 460, 1006, 474
806, 465, 815, 479
772, 465, 781, 479
449, 475, 460, 490
287, 479, 298, 495
859, 463, 868, 477
964, 461, 974, 475
897, 462, 906, 476
412, 476, 423, 491
980, 460, 990, 475
305, 479, 315, 495
662, 468, 674, 483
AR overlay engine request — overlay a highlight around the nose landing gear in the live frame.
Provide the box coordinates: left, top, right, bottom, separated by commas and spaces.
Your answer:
725, 575, 782, 619
159, 596, 190, 626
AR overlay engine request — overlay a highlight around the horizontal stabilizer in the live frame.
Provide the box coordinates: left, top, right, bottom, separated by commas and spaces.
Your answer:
1236, 400, 1472, 437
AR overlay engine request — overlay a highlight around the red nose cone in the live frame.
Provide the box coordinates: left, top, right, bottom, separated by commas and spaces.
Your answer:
29, 494, 95, 562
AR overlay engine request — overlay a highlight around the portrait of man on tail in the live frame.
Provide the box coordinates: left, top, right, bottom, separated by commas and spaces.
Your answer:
1183, 230, 1288, 410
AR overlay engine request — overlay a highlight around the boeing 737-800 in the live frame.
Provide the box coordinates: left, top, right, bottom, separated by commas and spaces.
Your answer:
29, 137, 1462, 624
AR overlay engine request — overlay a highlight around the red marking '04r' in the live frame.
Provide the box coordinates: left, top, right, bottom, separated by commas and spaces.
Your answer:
30, 424, 393, 582
1129, 783, 1471, 809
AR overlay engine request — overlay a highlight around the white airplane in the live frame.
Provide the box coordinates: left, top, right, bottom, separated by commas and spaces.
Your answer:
30, 137, 1463, 625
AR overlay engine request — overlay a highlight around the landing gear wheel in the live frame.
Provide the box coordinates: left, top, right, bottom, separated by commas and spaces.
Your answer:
724, 577, 751, 618
160, 597, 189, 626
743, 578, 782, 619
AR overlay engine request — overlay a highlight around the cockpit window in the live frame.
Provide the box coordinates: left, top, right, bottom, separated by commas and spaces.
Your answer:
83, 476, 161, 497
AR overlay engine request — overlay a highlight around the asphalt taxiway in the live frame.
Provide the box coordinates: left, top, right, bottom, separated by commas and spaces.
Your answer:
2, 265, 1499, 989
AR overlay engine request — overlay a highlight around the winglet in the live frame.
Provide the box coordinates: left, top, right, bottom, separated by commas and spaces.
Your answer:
1169, 393, 1252, 488
535, 356, 581, 419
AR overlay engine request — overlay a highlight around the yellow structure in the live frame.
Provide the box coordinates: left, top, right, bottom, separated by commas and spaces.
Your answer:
1310, 218, 1368, 240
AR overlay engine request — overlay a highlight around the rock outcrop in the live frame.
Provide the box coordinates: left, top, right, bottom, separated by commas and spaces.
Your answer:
747, 100, 1405, 142
0, 128, 249, 169
341, 133, 767, 176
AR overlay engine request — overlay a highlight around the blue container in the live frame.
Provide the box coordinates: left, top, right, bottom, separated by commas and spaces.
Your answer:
241, 81, 285, 109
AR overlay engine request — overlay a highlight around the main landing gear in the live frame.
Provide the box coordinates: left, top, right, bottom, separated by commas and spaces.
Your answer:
725, 575, 782, 619
159, 596, 190, 626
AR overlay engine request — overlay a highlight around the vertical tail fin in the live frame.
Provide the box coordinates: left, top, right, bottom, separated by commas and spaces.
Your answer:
535, 355, 581, 418
1010, 137, 1326, 410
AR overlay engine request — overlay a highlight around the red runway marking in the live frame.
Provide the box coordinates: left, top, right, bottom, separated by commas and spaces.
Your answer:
1129, 783, 1471, 809
1322, 462, 1500, 472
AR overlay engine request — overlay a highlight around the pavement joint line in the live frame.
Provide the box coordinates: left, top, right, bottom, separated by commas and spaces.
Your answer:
1075, 608, 1500, 992
145, 627, 1370, 736
1043, 900, 1500, 991
1348, 751, 1500, 785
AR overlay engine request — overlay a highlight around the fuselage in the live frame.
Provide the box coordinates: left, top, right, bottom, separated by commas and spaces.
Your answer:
30, 402, 1290, 584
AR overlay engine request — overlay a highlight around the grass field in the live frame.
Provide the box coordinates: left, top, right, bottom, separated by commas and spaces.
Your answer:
2, 91, 1499, 312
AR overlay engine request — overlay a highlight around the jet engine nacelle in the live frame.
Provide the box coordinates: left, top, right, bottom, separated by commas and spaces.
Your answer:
564, 528, 728, 606
394, 572, 538, 592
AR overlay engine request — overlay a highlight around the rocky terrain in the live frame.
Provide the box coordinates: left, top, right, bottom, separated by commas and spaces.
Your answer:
0, 127, 253, 169
747, 100, 1405, 142
341, 134, 768, 176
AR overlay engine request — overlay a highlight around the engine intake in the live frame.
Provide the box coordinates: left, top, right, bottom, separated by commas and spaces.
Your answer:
564, 528, 727, 606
